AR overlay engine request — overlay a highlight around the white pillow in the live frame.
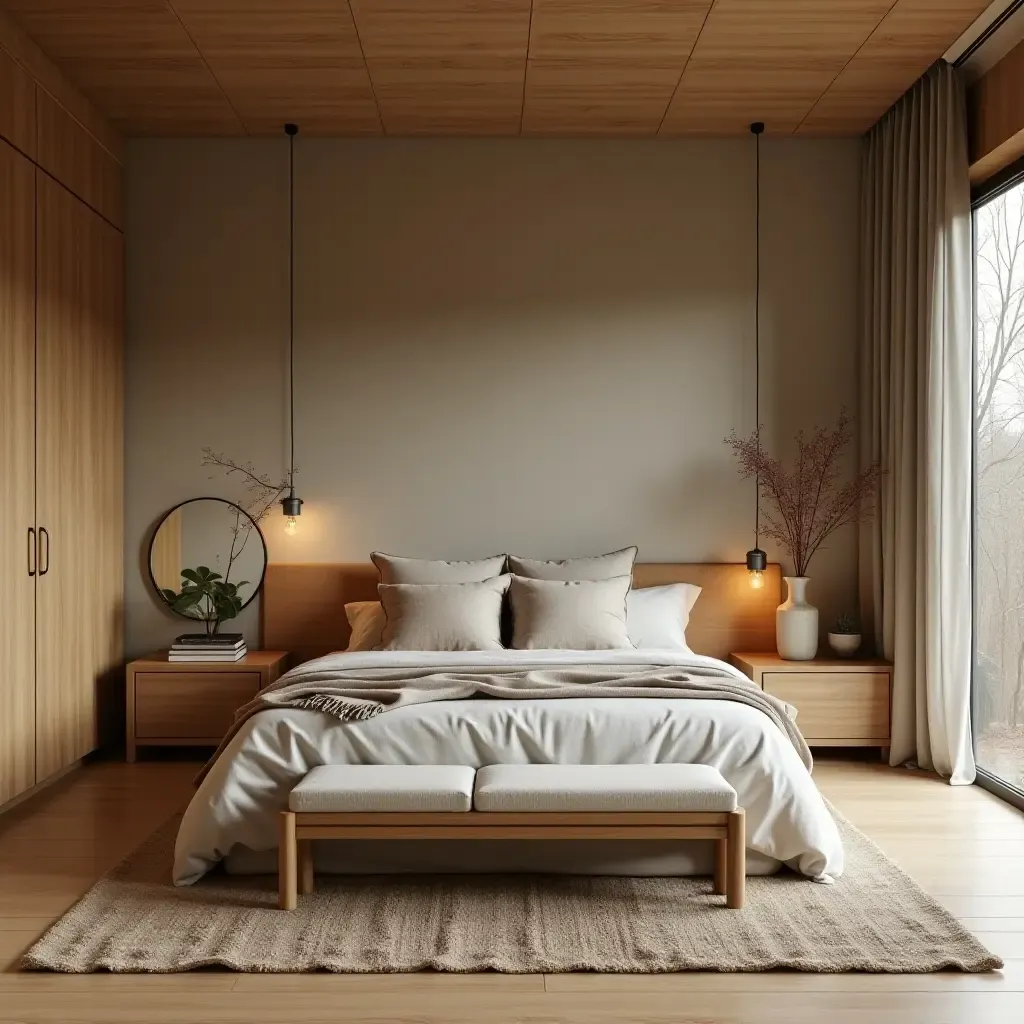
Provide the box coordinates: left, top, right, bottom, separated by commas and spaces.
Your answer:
344, 600, 386, 652
371, 552, 507, 585
509, 575, 633, 650
626, 583, 701, 650
376, 576, 511, 652
507, 546, 637, 581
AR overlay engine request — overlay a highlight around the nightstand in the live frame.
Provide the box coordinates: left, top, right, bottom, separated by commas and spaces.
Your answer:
126, 650, 289, 762
730, 652, 892, 757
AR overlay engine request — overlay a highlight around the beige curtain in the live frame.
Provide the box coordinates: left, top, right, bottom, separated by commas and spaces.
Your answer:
860, 61, 975, 784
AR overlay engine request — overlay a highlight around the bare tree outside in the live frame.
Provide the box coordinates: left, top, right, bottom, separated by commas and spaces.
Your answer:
974, 180, 1024, 790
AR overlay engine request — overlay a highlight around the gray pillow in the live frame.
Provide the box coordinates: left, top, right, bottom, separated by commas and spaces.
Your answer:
509, 575, 634, 650
507, 546, 637, 581
371, 551, 507, 585
376, 576, 511, 651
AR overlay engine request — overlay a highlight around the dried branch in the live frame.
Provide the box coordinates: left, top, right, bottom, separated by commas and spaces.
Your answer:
201, 448, 292, 526
725, 410, 881, 577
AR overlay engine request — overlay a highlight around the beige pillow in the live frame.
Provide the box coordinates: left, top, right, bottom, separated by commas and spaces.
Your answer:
371, 551, 507, 585
344, 601, 386, 652
509, 575, 633, 650
376, 575, 511, 651
507, 546, 637, 581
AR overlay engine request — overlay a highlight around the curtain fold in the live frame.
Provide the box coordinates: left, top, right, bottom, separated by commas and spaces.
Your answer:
860, 61, 975, 784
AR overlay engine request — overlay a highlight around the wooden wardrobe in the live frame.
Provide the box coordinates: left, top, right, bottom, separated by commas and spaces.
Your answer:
0, 44, 123, 806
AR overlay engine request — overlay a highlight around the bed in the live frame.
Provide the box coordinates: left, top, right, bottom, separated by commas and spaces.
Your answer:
172, 562, 844, 885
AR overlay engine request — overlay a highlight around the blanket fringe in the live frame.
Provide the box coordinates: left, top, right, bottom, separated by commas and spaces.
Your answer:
290, 694, 384, 722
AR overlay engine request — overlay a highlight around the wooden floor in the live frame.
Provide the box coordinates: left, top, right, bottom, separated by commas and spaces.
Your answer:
0, 757, 1023, 1023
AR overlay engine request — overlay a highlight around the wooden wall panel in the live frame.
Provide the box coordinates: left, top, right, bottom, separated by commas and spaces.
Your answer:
969, 36, 1024, 185
35, 88, 122, 228
0, 141, 37, 803
34, 173, 124, 781
0, 46, 35, 156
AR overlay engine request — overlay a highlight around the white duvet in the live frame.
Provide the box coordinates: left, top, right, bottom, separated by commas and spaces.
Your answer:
173, 649, 844, 884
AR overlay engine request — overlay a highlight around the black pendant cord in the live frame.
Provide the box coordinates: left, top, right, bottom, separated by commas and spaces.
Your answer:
286, 122, 297, 495
752, 121, 764, 551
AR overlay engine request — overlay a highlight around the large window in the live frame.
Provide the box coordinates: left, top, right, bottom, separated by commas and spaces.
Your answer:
974, 173, 1024, 795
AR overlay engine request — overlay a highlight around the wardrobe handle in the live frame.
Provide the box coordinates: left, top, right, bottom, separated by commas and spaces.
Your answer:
38, 527, 50, 576
27, 527, 36, 577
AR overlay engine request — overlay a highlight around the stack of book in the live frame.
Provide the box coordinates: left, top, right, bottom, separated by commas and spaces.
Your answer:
169, 633, 247, 663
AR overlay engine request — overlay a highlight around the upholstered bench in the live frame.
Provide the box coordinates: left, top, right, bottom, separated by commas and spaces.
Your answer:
279, 763, 745, 910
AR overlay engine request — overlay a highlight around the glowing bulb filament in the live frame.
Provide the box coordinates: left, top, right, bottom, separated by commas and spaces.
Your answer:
748, 569, 764, 590
284, 515, 298, 536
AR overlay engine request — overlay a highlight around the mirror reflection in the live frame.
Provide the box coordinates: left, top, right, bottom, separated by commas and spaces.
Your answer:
149, 498, 267, 625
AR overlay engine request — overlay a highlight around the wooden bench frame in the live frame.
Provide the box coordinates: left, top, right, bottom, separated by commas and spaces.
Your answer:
279, 808, 746, 911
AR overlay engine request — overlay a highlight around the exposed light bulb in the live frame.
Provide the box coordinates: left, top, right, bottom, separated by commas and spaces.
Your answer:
748, 569, 765, 590
284, 515, 298, 536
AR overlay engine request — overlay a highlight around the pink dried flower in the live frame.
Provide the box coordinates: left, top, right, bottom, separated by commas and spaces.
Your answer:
725, 410, 881, 577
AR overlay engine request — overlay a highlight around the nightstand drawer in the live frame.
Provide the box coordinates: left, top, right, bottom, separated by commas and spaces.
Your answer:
762, 672, 890, 741
134, 672, 260, 739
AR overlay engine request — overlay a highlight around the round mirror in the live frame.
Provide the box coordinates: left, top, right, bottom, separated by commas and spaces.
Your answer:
149, 498, 267, 626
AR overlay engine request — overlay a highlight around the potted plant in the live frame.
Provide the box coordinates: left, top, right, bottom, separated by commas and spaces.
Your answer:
726, 411, 880, 661
828, 614, 862, 658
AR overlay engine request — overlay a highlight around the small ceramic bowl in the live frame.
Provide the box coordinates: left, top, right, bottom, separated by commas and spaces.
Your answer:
827, 632, 861, 658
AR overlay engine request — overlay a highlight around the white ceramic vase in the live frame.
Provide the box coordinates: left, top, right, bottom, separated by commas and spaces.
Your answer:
777, 576, 818, 661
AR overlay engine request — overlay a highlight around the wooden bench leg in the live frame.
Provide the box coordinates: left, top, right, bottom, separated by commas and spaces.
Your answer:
299, 839, 315, 895
713, 837, 727, 895
279, 811, 298, 910
726, 808, 745, 909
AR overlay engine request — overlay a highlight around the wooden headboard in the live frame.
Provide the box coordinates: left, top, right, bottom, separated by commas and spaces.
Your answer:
262, 562, 780, 664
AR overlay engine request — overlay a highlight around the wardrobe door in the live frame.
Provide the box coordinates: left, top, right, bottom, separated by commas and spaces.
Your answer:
35, 173, 123, 780
0, 140, 36, 802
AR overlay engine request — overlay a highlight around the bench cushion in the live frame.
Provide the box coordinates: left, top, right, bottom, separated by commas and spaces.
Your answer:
473, 764, 737, 813
289, 765, 475, 812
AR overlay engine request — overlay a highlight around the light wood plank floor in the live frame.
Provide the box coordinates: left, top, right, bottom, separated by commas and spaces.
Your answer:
0, 757, 1022, 1022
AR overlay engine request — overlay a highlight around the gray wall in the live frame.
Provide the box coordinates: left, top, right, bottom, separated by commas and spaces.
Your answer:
125, 137, 862, 657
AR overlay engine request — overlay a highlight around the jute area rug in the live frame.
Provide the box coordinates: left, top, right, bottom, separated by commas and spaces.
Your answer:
24, 810, 1000, 974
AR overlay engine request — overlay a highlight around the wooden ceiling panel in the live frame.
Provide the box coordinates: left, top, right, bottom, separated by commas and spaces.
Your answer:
523, 61, 679, 136
2, 1, 244, 134
349, 0, 531, 61
797, 1, 995, 135
348, 1, 531, 135
661, 0, 895, 134
169, 2, 382, 135
369, 61, 524, 135
0, 0, 999, 136
529, 0, 711, 63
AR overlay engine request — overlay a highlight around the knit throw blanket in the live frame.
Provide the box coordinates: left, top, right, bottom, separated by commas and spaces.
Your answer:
198, 655, 811, 783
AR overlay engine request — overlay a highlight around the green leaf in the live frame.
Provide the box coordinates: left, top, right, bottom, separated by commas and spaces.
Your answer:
181, 568, 202, 585
160, 588, 178, 602
174, 591, 204, 611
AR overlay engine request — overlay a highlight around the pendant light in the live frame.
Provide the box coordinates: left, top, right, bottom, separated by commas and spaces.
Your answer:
746, 121, 767, 590
280, 122, 303, 535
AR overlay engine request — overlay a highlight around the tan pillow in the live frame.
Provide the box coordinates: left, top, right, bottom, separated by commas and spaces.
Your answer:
371, 551, 507, 585
509, 575, 633, 650
507, 546, 637, 581
344, 601, 386, 652
376, 576, 511, 651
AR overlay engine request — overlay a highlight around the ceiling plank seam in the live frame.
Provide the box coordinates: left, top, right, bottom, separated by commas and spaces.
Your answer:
345, 0, 386, 136
164, 0, 249, 136
655, 0, 718, 137
792, 0, 902, 134
519, 0, 536, 136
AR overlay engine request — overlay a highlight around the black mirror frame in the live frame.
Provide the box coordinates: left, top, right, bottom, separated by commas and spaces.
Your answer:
148, 496, 268, 621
